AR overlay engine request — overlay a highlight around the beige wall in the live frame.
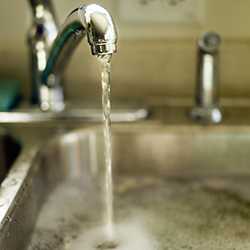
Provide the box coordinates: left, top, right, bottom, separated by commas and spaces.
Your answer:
0, 0, 250, 101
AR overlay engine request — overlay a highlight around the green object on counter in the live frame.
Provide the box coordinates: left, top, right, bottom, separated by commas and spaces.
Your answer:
0, 80, 21, 111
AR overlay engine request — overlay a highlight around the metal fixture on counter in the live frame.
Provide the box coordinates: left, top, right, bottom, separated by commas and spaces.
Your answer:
28, 1, 117, 112
190, 32, 222, 124
28, 0, 59, 107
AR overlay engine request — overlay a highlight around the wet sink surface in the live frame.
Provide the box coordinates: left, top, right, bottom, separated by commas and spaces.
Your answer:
2, 125, 250, 249
28, 176, 250, 250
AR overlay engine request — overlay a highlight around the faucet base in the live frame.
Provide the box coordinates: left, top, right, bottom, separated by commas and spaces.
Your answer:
190, 106, 222, 124
39, 85, 65, 112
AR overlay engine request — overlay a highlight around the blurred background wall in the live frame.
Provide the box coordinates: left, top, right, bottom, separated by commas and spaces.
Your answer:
0, 0, 250, 101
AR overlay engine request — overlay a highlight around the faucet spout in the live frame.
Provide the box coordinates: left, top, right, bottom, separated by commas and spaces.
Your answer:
40, 4, 117, 111
80, 4, 118, 55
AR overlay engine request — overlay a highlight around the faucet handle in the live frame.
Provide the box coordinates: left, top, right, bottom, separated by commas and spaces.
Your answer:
198, 32, 221, 54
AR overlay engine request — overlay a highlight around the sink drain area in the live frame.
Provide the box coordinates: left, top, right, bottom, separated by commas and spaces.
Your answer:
27, 176, 250, 250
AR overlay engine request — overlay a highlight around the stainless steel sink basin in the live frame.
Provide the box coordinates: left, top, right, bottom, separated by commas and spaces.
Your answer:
2, 124, 250, 249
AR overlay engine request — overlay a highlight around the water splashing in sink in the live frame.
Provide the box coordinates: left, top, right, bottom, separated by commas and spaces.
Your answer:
99, 54, 115, 243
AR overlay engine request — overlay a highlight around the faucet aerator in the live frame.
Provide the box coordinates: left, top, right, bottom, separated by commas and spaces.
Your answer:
91, 43, 117, 56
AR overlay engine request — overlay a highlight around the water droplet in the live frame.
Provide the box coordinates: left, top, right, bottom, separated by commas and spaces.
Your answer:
6, 216, 12, 222
0, 200, 6, 207
9, 178, 17, 186
96, 241, 118, 250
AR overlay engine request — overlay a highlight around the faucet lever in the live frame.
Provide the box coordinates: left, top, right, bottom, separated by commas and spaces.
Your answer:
191, 32, 222, 124
28, 0, 59, 109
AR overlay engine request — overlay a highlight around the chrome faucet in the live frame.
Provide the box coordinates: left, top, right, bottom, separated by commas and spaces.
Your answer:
190, 32, 222, 124
28, 1, 117, 111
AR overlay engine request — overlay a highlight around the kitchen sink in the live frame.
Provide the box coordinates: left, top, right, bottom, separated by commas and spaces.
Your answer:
1, 124, 250, 249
